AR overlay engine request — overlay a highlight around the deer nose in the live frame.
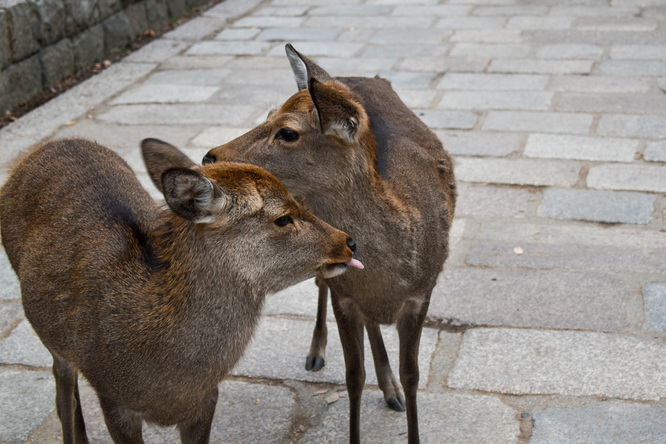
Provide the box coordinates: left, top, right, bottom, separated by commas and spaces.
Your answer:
347, 238, 357, 256
202, 153, 217, 165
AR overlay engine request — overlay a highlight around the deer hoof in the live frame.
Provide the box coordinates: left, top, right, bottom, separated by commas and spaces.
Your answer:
305, 356, 325, 372
386, 396, 406, 412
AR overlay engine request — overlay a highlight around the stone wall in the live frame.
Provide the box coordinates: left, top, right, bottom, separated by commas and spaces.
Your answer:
0, 0, 217, 115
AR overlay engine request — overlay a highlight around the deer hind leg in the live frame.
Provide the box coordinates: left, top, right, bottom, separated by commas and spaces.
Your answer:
179, 387, 218, 444
396, 297, 430, 444
305, 277, 329, 371
331, 293, 365, 444
366, 322, 405, 412
99, 396, 144, 444
52, 353, 89, 444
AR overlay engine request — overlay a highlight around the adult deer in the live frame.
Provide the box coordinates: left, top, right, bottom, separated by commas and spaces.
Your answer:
203, 45, 456, 443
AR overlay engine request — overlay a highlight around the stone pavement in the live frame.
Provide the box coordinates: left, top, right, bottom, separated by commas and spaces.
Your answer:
1, 0, 665, 442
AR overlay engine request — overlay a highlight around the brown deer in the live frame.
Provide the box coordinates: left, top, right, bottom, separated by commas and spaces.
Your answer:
202, 44, 456, 443
0, 137, 362, 444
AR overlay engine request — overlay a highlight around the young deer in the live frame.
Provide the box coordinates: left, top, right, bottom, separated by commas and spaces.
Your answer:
0, 137, 361, 444
202, 44, 456, 443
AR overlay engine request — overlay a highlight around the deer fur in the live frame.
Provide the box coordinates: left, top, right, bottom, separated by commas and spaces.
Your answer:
203, 44, 456, 443
0, 137, 359, 444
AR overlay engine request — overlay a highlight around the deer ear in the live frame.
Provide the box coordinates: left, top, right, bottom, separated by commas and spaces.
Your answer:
142, 138, 196, 193
162, 168, 226, 224
308, 78, 362, 143
285, 43, 333, 91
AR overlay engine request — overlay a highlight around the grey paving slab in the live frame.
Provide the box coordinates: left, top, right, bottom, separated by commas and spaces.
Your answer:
597, 114, 666, 138
215, 28, 262, 41
303, 390, 520, 444
0, 320, 52, 367
0, 369, 55, 443
163, 16, 226, 41
190, 126, 253, 148
454, 183, 540, 218
454, 158, 582, 187
122, 40, 190, 63
0, 301, 22, 334
644, 140, 666, 162
436, 16, 506, 29
416, 109, 478, 130
524, 134, 637, 162
538, 188, 656, 224
536, 44, 603, 59
435, 131, 522, 157
370, 29, 451, 45
448, 43, 531, 58
110, 84, 220, 104
466, 222, 666, 274
396, 55, 487, 72
450, 29, 523, 43
257, 28, 340, 42
144, 69, 231, 85
555, 92, 666, 115
529, 30, 666, 46
610, 44, 666, 60
587, 163, 666, 193
95, 104, 258, 126
483, 111, 593, 134
506, 16, 574, 30
599, 60, 666, 76
643, 283, 666, 331
531, 401, 666, 444
0, 249, 20, 301
373, 71, 436, 89
231, 317, 438, 389
430, 267, 637, 332
548, 75, 652, 93
186, 41, 273, 56
439, 91, 552, 111
438, 73, 549, 91
268, 42, 364, 58
304, 15, 434, 30
391, 5, 472, 17
489, 59, 594, 75
448, 328, 666, 401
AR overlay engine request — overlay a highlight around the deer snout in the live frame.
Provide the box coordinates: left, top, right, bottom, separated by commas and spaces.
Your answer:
347, 237, 357, 256
202, 152, 217, 165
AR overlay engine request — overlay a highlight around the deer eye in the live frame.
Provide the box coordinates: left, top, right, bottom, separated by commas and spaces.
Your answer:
276, 128, 299, 142
274, 215, 294, 227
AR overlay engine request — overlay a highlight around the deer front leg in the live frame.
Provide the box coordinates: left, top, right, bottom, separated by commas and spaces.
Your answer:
366, 322, 405, 412
396, 298, 430, 444
52, 353, 89, 444
331, 293, 365, 444
179, 387, 218, 444
305, 277, 329, 371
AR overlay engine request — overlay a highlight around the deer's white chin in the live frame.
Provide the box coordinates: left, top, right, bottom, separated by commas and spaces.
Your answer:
318, 259, 364, 279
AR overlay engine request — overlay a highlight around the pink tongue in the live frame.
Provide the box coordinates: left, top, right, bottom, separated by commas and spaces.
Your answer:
345, 258, 364, 270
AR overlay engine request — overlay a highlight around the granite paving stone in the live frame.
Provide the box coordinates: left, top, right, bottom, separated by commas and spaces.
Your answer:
0, 301, 22, 333
610, 45, 666, 60
643, 283, 666, 331
483, 111, 593, 134
110, 84, 220, 104
435, 131, 522, 157
304, 16, 434, 30
439, 91, 552, 110
536, 44, 603, 59
430, 268, 637, 331
122, 40, 189, 63
524, 134, 638, 162
190, 126, 253, 148
0, 369, 55, 443
369, 29, 451, 45
96, 104, 258, 126
466, 222, 666, 273
454, 158, 581, 187
489, 59, 594, 75
538, 188, 656, 224
232, 16, 305, 28
396, 55, 487, 72
257, 28, 339, 42
0, 249, 20, 301
267, 42, 363, 57
185, 41, 273, 56
531, 402, 666, 444
231, 317, 438, 389
448, 43, 531, 58
450, 29, 523, 43
547, 75, 652, 93
448, 328, 666, 400
598, 60, 666, 76
587, 163, 666, 193
436, 16, 506, 29
391, 5, 472, 17
529, 30, 666, 46
303, 390, 520, 444
506, 16, 574, 30
643, 140, 666, 162
555, 92, 666, 115
474, 5, 548, 16
597, 114, 666, 138
0, 320, 52, 367
144, 69, 231, 85
214, 28, 261, 41
438, 73, 549, 91
454, 182, 540, 218
416, 109, 478, 130
575, 17, 658, 31
163, 16, 226, 41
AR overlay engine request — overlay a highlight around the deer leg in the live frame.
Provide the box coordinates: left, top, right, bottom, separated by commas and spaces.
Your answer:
396, 298, 430, 444
331, 294, 365, 444
52, 353, 89, 444
305, 277, 329, 371
179, 387, 218, 444
366, 322, 405, 412
99, 396, 144, 444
